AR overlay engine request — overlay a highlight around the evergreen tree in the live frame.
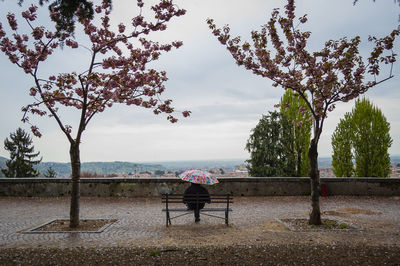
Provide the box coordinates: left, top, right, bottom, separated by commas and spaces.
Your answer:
44, 166, 57, 178
331, 98, 392, 177
246, 111, 295, 177
2, 128, 41, 177
15, 0, 103, 35
280, 90, 312, 177
332, 113, 354, 177
246, 91, 312, 178
352, 98, 392, 177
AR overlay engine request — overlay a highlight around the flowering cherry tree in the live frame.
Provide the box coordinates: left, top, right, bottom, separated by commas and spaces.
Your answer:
0, 0, 189, 227
208, 0, 398, 224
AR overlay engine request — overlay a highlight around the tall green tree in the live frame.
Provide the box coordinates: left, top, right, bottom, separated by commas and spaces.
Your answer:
352, 98, 392, 177
280, 90, 312, 177
279, 113, 297, 177
331, 113, 354, 177
246, 111, 295, 177
2, 128, 42, 177
332, 98, 392, 177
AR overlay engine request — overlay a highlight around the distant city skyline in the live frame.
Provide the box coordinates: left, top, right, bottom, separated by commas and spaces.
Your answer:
0, 0, 399, 162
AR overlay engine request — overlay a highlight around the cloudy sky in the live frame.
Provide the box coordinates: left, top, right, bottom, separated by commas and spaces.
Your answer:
0, 0, 399, 163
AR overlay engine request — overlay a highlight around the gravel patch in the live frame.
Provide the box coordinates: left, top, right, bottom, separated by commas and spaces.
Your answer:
278, 218, 358, 232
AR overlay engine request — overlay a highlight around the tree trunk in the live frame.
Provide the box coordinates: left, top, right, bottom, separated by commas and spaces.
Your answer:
69, 142, 81, 228
308, 139, 322, 225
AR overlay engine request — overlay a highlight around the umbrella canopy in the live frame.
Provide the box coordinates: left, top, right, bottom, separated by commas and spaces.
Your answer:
179, 170, 219, 185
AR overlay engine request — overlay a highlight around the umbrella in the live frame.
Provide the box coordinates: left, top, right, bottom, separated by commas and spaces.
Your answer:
179, 170, 219, 185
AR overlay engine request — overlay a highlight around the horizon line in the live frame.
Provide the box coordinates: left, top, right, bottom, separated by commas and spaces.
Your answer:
1, 155, 400, 164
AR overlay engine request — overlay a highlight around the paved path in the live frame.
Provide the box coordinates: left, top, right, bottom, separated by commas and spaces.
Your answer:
0, 196, 399, 249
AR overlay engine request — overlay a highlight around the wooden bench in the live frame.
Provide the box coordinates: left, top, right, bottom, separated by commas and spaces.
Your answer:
162, 193, 233, 227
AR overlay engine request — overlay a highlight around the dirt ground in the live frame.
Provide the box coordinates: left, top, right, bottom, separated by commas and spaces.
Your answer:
1, 244, 400, 265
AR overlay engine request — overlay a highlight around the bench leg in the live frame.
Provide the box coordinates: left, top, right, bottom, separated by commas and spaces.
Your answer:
166, 211, 171, 227
225, 211, 229, 226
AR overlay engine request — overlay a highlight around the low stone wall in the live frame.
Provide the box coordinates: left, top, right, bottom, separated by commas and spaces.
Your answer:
1, 177, 400, 197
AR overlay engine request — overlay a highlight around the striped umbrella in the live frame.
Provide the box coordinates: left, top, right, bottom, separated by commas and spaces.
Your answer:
179, 170, 219, 185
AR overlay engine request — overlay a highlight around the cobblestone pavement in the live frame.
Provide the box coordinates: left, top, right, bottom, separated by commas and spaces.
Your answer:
0, 196, 399, 249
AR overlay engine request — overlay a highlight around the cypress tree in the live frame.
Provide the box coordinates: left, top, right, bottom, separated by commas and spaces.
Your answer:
332, 113, 354, 177
280, 90, 312, 177
331, 98, 392, 177
352, 99, 392, 177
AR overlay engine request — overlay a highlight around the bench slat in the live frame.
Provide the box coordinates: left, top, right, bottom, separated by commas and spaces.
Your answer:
162, 208, 232, 212
162, 198, 232, 201
202, 208, 232, 212
163, 195, 231, 198
162, 194, 231, 197
162, 201, 233, 204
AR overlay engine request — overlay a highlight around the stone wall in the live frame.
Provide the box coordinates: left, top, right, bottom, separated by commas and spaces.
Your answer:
1, 177, 400, 197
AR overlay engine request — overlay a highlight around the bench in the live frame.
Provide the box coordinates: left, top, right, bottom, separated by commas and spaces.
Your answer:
162, 193, 233, 227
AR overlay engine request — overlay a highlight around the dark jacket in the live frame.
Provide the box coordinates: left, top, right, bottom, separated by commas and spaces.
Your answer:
183, 184, 211, 210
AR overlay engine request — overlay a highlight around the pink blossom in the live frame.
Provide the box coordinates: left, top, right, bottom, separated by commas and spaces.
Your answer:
65, 125, 72, 134
65, 39, 78, 48
172, 41, 183, 48
132, 15, 144, 27
182, 111, 191, 117
118, 23, 125, 33
49, 9, 60, 22
28, 5, 37, 13
7, 13, 18, 30
32, 27, 44, 40
8, 54, 18, 63
21, 60, 32, 73
31, 126, 42, 137
133, 98, 142, 106
21, 5, 37, 22
168, 116, 178, 123
29, 87, 37, 96
102, 0, 110, 9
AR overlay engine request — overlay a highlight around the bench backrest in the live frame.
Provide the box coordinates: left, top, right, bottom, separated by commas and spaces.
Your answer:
162, 194, 233, 204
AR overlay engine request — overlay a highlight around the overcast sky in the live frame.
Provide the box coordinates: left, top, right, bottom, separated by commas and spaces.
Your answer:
0, 0, 399, 163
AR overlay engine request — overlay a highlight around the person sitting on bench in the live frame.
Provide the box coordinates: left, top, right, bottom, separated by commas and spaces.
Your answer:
183, 183, 211, 222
